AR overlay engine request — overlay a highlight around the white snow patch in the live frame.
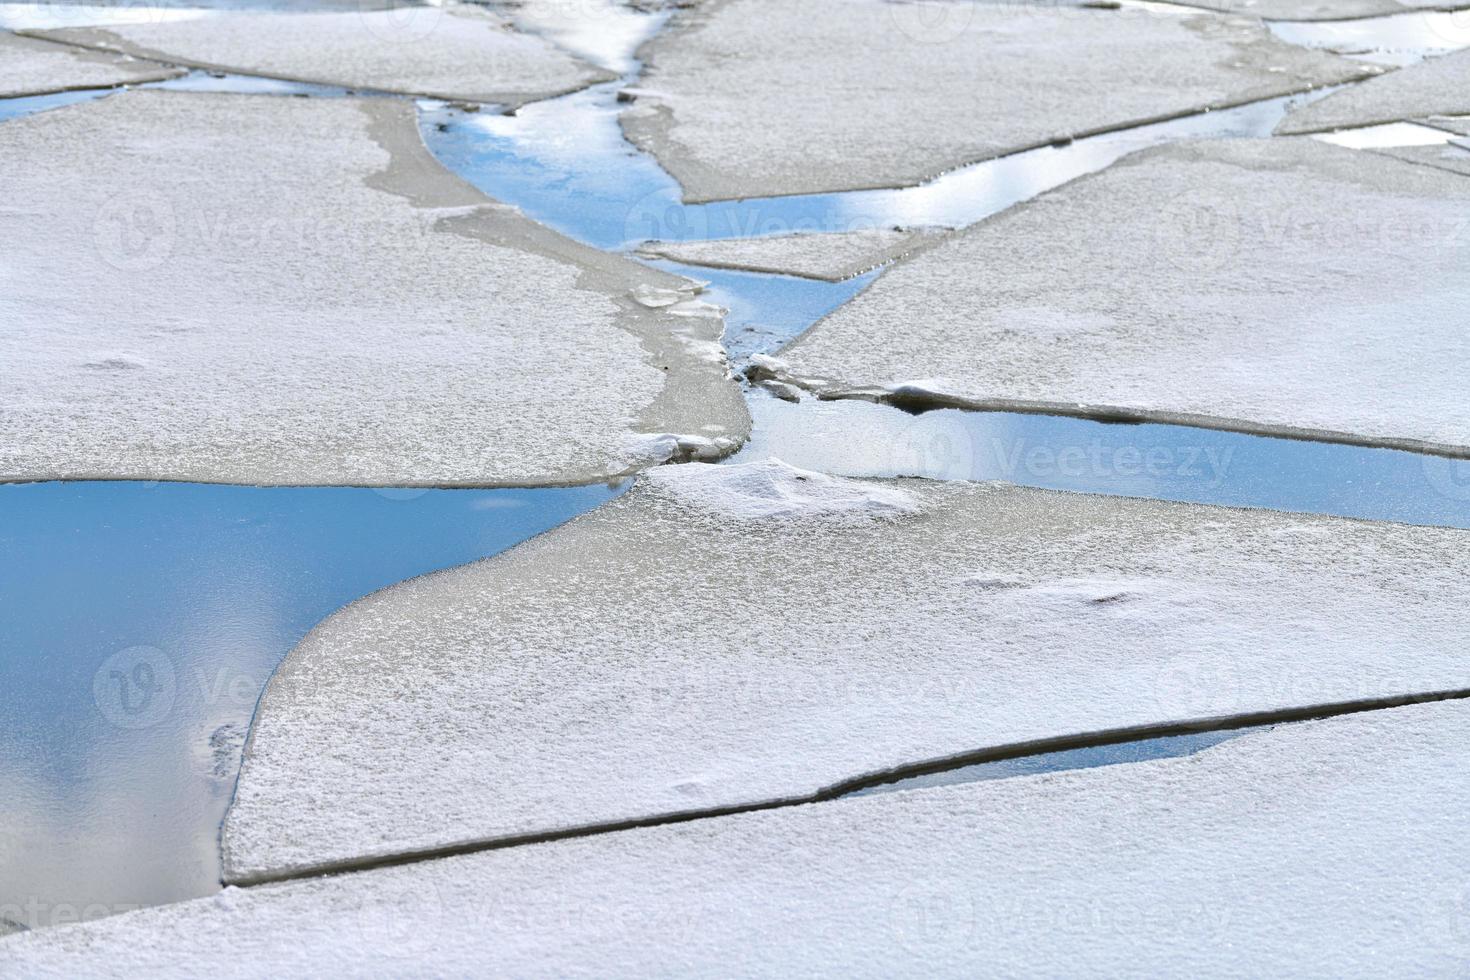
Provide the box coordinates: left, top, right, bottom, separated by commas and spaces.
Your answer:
643, 459, 920, 521
7, 700, 1470, 975
29, 3, 612, 106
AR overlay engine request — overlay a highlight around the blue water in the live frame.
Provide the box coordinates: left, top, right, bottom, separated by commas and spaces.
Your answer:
848, 728, 1260, 798
0, 480, 619, 929
741, 393, 1470, 529
418, 82, 1335, 251
4, 6, 1469, 933
645, 260, 874, 366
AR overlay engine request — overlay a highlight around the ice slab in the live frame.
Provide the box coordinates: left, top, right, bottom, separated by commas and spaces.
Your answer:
773, 138, 1470, 457
220, 460, 1470, 883
1278, 46, 1470, 133
0, 28, 182, 96
27, 3, 614, 105
637, 228, 945, 281
620, 0, 1371, 202
8, 699, 1470, 974
1374, 138, 1470, 174
1177, 0, 1416, 18
0, 91, 746, 485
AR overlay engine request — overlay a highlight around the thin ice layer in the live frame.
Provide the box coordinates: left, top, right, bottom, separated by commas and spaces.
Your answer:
775, 138, 1470, 456
1278, 47, 1470, 134
0, 91, 747, 485
221, 460, 1470, 883
1374, 140, 1470, 175
9, 699, 1470, 975
620, 0, 1370, 202
1173, 0, 1420, 18
0, 28, 182, 97
28, 3, 613, 105
637, 228, 945, 281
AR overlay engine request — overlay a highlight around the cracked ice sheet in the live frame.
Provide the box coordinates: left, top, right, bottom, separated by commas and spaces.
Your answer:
1177, 0, 1442, 19
776, 138, 1470, 456
0, 90, 746, 485
1374, 139, 1470, 175
619, 0, 1371, 202
637, 227, 946, 282
1278, 47, 1470, 134
26, 3, 614, 105
9, 699, 1470, 976
220, 459, 1470, 883
0, 28, 182, 96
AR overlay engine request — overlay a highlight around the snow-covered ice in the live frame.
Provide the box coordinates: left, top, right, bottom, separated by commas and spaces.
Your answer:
219, 460, 1470, 883
773, 138, 1470, 457
8, 698, 1470, 975
1375, 138, 1470, 175
1278, 47, 1470, 134
0, 91, 747, 485
27, 3, 614, 105
1178, 0, 1430, 17
620, 0, 1371, 201
638, 228, 946, 282
0, 28, 182, 97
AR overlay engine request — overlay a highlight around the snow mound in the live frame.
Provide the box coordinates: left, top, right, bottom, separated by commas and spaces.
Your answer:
643, 459, 920, 520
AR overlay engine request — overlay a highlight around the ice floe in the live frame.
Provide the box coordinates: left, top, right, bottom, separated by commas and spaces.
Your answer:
637, 227, 946, 282
0, 28, 182, 97
620, 0, 1371, 201
26, 2, 614, 105
8, 699, 1470, 974
219, 464, 1470, 883
1186, 0, 1449, 20
0, 90, 746, 485
1278, 46, 1470, 133
772, 137, 1470, 456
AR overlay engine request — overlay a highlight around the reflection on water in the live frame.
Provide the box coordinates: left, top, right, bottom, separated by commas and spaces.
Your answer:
420, 81, 1338, 250
0, 479, 620, 929
738, 392, 1470, 529
848, 727, 1263, 797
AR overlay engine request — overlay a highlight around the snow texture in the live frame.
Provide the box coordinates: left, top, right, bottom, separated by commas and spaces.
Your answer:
0, 28, 182, 96
28, 3, 614, 105
220, 463, 1470, 883
637, 227, 946, 281
1374, 140, 1470, 175
776, 138, 1470, 457
0, 91, 747, 485
1278, 47, 1470, 135
620, 0, 1371, 202
1173, 0, 1421, 18
8, 699, 1470, 976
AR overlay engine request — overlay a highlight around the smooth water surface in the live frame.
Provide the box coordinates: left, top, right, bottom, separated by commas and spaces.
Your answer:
0, 480, 619, 930
848, 728, 1262, 797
